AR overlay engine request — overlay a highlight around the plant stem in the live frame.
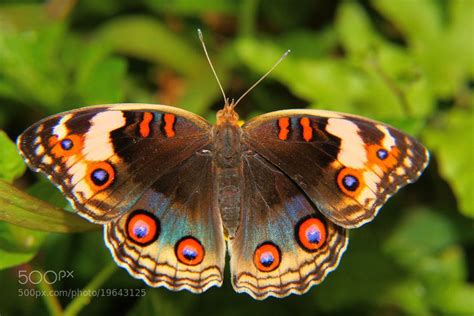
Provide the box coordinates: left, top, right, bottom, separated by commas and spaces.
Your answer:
36, 267, 63, 316
63, 263, 117, 316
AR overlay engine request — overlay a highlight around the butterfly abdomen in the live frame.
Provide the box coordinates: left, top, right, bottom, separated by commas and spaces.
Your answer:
213, 122, 243, 238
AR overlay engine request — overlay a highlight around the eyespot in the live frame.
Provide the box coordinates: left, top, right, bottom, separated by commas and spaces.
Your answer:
86, 161, 115, 191
295, 216, 327, 252
50, 134, 83, 157
337, 167, 364, 197
175, 236, 204, 266
253, 242, 281, 272
367, 144, 400, 170
126, 210, 160, 246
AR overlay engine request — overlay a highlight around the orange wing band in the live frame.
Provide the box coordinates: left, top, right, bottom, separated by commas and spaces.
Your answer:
163, 114, 176, 138
278, 118, 290, 140
300, 117, 313, 142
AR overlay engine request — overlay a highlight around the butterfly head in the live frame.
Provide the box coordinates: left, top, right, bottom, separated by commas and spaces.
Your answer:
216, 99, 239, 125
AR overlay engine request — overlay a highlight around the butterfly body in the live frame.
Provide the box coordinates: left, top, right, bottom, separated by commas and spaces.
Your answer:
213, 104, 244, 238
17, 102, 429, 299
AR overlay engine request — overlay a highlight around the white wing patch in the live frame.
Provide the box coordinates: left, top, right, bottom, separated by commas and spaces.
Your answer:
52, 114, 73, 139
377, 125, 396, 149
327, 118, 367, 169
84, 111, 126, 161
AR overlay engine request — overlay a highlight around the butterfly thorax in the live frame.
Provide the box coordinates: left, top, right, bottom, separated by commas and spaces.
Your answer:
213, 103, 243, 239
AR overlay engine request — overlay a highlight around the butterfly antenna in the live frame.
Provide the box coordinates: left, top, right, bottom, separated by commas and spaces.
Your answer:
234, 49, 291, 108
198, 29, 228, 104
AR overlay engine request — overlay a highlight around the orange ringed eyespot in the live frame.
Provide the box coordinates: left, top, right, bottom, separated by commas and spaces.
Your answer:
337, 167, 364, 197
175, 237, 204, 266
253, 242, 281, 272
126, 210, 160, 246
86, 161, 115, 191
296, 216, 327, 252
367, 144, 399, 169
50, 134, 83, 157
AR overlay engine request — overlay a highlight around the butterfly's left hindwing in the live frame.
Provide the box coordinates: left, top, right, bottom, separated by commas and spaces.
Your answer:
17, 104, 212, 223
242, 109, 429, 228
230, 151, 348, 299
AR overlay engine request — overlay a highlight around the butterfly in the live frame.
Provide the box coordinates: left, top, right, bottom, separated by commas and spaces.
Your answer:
16, 33, 429, 300
16, 101, 429, 299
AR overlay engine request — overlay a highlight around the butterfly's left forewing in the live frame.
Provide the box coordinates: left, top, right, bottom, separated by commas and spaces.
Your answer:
242, 109, 429, 228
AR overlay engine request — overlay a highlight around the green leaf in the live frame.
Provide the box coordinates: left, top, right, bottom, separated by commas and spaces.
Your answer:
0, 3, 50, 31
0, 130, 26, 182
94, 16, 231, 114
383, 209, 459, 268
27, 177, 68, 209
423, 108, 474, 217
75, 56, 127, 104
236, 37, 415, 119
71, 39, 127, 104
145, 0, 237, 15
0, 247, 36, 270
336, 1, 378, 56
0, 221, 46, 270
95, 16, 204, 77
335, 2, 435, 119
384, 279, 430, 316
0, 23, 67, 109
374, 0, 472, 98
383, 209, 474, 314
450, 0, 474, 76
0, 180, 98, 233
431, 283, 474, 315
373, 0, 441, 45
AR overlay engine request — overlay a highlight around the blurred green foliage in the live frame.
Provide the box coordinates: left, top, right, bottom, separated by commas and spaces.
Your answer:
0, 0, 473, 315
